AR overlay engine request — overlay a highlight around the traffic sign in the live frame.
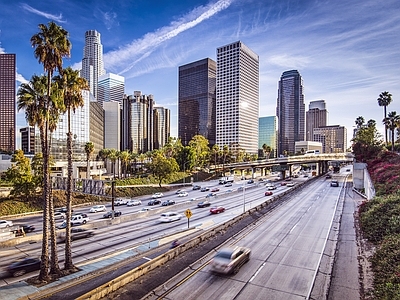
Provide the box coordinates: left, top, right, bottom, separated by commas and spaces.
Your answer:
185, 209, 192, 219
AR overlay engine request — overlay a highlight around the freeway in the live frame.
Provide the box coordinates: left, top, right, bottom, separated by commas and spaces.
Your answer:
0, 173, 305, 286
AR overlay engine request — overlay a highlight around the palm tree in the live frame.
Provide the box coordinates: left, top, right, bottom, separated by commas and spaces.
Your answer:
53, 67, 88, 270
262, 144, 272, 159
383, 111, 400, 151
377, 91, 393, 145
108, 149, 119, 179
355, 116, 365, 128
119, 150, 131, 178
84, 142, 95, 179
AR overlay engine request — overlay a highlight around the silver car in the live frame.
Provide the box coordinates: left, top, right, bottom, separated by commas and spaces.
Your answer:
210, 246, 251, 274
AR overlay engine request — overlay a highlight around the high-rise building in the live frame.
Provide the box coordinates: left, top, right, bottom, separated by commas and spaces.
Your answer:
154, 107, 170, 149
306, 100, 328, 141
0, 53, 16, 153
178, 58, 216, 146
81, 30, 105, 100
103, 101, 121, 151
97, 73, 125, 107
89, 100, 104, 156
216, 41, 259, 154
276, 70, 305, 155
20, 126, 35, 155
258, 116, 278, 159
313, 125, 347, 153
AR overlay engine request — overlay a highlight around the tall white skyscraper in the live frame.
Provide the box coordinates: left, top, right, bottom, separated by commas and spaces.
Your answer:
98, 73, 125, 107
81, 30, 105, 100
216, 41, 259, 154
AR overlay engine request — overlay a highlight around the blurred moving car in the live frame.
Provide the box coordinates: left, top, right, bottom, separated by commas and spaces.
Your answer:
325, 174, 332, 179
178, 191, 188, 197
103, 211, 122, 218
247, 179, 254, 184
280, 182, 287, 186
209, 246, 251, 274
127, 199, 142, 206
152, 192, 164, 198
55, 207, 73, 213
331, 180, 339, 187
197, 200, 211, 208
54, 212, 66, 220
200, 187, 210, 192
162, 199, 176, 206
22, 225, 35, 233
211, 187, 220, 192
148, 199, 162, 206
158, 212, 182, 223
58, 228, 95, 242
139, 207, 153, 212
115, 198, 128, 206
224, 182, 233, 187
210, 206, 225, 214
89, 205, 106, 213
0, 220, 13, 228
7, 257, 41, 277
192, 185, 201, 190
175, 189, 185, 194
267, 185, 277, 190
286, 182, 295, 187
265, 191, 273, 196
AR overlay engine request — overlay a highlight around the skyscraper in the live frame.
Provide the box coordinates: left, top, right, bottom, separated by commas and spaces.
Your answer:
0, 54, 16, 153
216, 41, 259, 154
306, 100, 328, 141
276, 70, 305, 155
154, 107, 170, 149
81, 30, 105, 100
97, 73, 125, 107
313, 125, 347, 153
258, 116, 278, 158
178, 58, 216, 146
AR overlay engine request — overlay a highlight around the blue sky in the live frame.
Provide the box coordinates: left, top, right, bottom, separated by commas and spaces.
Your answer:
1, 0, 399, 148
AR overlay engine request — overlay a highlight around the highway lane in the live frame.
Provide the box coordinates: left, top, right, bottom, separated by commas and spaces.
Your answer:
141, 175, 346, 300
0, 176, 305, 286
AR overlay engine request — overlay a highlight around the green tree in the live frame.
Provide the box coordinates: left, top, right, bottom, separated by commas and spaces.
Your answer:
377, 91, 393, 145
84, 142, 95, 179
108, 149, 119, 179
5, 150, 36, 201
188, 135, 210, 169
147, 152, 179, 187
262, 144, 272, 159
383, 111, 400, 152
352, 118, 384, 162
355, 116, 365, 129
119, 150, 131, 178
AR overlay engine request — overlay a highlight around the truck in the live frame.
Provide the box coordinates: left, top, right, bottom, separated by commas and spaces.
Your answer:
219, 176, 234, 185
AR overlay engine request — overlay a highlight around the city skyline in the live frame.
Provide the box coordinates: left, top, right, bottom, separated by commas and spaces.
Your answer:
0, 0, 399, 149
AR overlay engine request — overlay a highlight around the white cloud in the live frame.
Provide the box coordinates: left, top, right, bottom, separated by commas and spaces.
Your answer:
20, 3, 66, 23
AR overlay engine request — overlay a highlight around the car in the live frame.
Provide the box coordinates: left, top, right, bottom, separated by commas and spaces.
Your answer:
89, 205, 106, 213
200, 187, 210, 192
157, 212, 182, 223
114, 198, 128, 206
139, 207, 153, 212
286, 182, 295, 187
247, 179, 254, 184
280, 182, 287, 186
293, 174, 299, 178
265, 191, 273, 196
211, 187, 220, 192
162, 199, 176, 206
178, 191, 189, 197
267, 185, 277, 190
103, 210, 122, 218
148, 199, 162, 206
258, 178, 264, 182
175, 189, 185, 194
127, 199, 142, 206
210, 206, 225, 214
346, 169, 351, 172
58, 228, 95, 242
73, 212, 88, 218
54, 212, 66, 220
70, 214, 89, 226
152, 192, 163, 198
0, 220, 13, 228
22, 225, 35, 233
197, 200, 211, 208
209, 246, 251, 274
326, 174, 332, 179
285, 177, 292, 181
224, 182, 233, 187
7, 257, 41, 277
206, 192, 217, 198
192, 185, 201, 190
331, 180, 339, 187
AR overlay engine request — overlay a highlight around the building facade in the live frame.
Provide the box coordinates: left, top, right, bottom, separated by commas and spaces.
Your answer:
81, 30, 105, 100
216, 41, 259, 154
20, 126, 35, 155
0, 53, 16, 153
89, 100, 104, 157
97, 73, 125, 107
103, 101, 121, 151
258, 116, 277, 158
306, 100, 328, 141
178, 58, 216, 146
276, 70, 305, 156
313, 125, 347, 153
154, 107, 170, 149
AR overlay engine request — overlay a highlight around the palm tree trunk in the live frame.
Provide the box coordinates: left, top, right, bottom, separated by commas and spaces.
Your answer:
65, 112, 75, 270
392, 129, 395, 152
384, 106, 388, 146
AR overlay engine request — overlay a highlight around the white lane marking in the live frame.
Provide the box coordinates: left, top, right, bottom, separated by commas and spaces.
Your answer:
250, 262, 266, 282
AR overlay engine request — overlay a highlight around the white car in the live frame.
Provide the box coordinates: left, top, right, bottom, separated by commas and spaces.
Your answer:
0, 220, 13, 228
157, 212, 182, 223
127, 199, 142, 206
152, 192, 163, 199
89, 205, 106, 213
114, 198, 128, 206
178, 191, 188, 197
54, 212, 66, 220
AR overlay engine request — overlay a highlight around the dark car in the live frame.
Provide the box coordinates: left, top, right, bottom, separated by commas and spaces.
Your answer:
55, 207, 73, 213
103, 211, 122, 218
148, 199, 162, 206
198, 200, 211, 208
7, 257, 41, 277
192, 185, 201, 190
326, 174, 332, 179
210, 206, 225, 214
22, 225, 35, 233
201, 187, 210, 192
280, 182, 287, 186
331, 180, 339, 187
162, 200, 176, 206
58, 228, 95, 242
247, 179, 254, 184
265, 191, 273, 196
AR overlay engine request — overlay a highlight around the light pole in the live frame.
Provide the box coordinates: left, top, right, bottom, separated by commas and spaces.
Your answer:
242, 182, 246, 213
183, 161, 190, 185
